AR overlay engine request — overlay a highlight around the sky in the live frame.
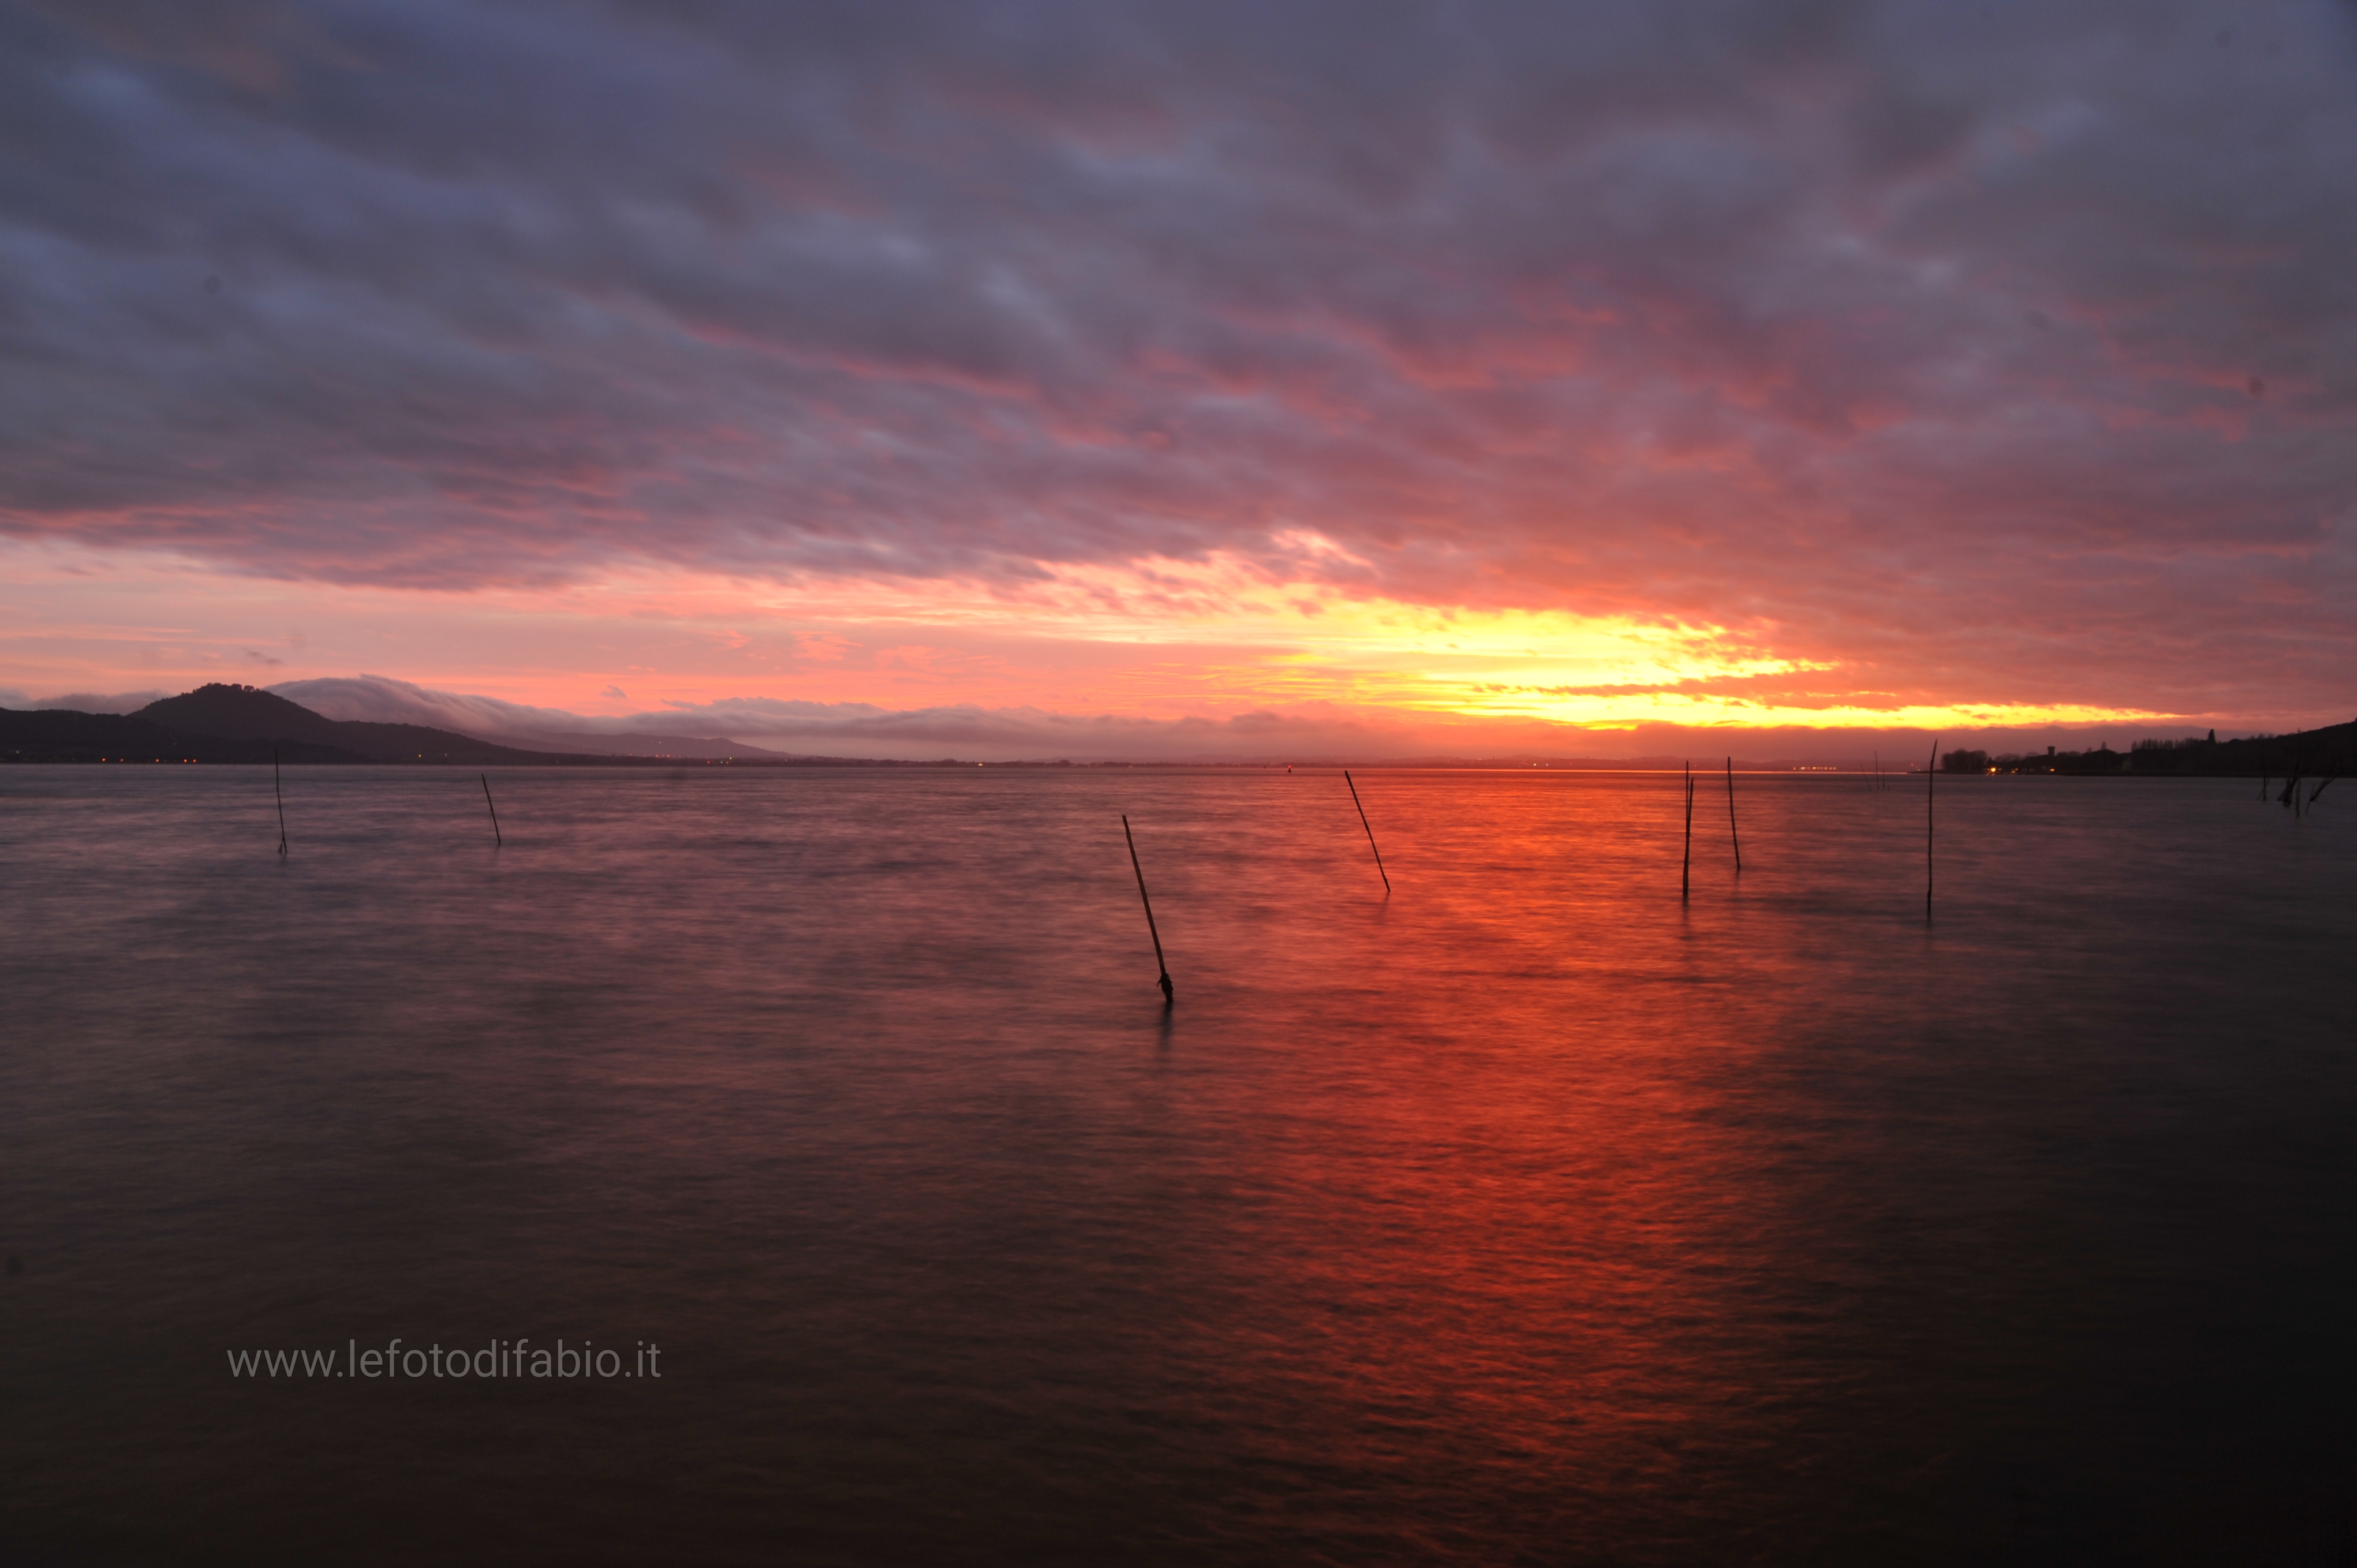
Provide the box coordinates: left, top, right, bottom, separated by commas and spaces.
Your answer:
3, 0, 2354, 759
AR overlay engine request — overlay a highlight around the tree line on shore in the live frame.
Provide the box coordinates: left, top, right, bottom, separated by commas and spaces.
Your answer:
1941, 719, 2355, 777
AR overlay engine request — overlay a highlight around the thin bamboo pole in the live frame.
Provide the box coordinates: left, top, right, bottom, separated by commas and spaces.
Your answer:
1725, 756, 1741, 873
1343, 770, 1389, 893
1681, 763, 1693, 901
1925, 738, 1937, 919
1122, 815, 1174, 1007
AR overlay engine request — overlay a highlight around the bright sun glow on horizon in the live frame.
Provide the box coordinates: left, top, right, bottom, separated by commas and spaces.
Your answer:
0, 538, 2186, 740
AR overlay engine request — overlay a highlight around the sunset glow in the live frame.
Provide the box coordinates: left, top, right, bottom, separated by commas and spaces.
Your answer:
9, 8, 2357, 1561
2, 537, 2183, 755
3, 1, 2350, 754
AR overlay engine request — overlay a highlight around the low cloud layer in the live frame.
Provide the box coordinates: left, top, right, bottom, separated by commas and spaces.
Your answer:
278, 671, 1445, 760
3, 1, 2354, 722
264, 673, 2244, 764
3, 688, 167, 714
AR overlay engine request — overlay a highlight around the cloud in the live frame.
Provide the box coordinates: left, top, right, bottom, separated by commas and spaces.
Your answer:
1, 0, 2352, 718
21, 689, 167, 712
263, 671, 2237, 764
616, 693, 1421, 761
269, 671, 1395, 758
272, 673, 615, 734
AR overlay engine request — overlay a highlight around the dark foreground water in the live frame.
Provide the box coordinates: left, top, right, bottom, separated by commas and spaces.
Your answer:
3, 766, 2352, 1566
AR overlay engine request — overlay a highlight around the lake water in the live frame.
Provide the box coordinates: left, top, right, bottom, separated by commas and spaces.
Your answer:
3, 766, 2352, 1565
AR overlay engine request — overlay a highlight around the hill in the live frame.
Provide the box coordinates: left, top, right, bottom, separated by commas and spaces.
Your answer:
0, 707, 373, 764
1, 685, 584, 765
2, 685, 931, 766
131, 685, 584, 764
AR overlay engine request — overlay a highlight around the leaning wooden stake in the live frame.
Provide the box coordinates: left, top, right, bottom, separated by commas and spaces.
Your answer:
1122, 815, 1174, 1007
273, 749, 288, 857
481, 773, 502, 846
1681, 762, 1693, 901
1343, 770, 1390, 893
1725, 756, 1742, 873
1925, 737, 1937, 919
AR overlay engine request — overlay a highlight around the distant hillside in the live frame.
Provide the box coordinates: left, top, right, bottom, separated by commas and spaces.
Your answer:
129, 685, 588, 764
131, 684, 599, 759
1, 684, 587, 765
0, 707, 374, 764
137, 685, 350, 745
3, 685, 932, 766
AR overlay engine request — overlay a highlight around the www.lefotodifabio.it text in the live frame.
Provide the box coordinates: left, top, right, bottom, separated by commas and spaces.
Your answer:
227, 1341, 660, 1379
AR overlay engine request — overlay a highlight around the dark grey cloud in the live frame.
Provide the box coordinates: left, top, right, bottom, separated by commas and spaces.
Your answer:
3, 0, 2354, 715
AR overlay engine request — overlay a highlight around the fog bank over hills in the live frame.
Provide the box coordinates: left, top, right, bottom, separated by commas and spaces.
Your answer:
270, 674, 1421, 763
242, 674, 2292, 767
271, 677, 787, 760
8, 689, 167, 715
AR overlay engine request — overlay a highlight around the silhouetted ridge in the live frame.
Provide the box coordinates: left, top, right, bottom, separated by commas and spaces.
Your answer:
1, 695, 957, 766
0, 684, 555, 764
138, 684, 348, 744
0, 708, 372, 765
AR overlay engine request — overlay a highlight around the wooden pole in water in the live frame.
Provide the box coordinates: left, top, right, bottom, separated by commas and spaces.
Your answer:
1343, 770, 1389, 893
481, 773, 502, 846
1681, 762, 1693, 901
1725, 756, 1742, 873
273, 748, 287, 857
1122, 815, 1174, 1007
1925, 737, 1937, 919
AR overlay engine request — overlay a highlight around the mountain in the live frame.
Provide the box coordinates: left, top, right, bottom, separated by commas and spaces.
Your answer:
0, 707, 374, 765
0, 684, 585, 765
129, 685, 589, 764
137, 685, 361, 746
2, 685, 888, 765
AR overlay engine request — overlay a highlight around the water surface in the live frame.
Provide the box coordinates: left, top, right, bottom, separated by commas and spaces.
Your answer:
3, 767, 2352, 1564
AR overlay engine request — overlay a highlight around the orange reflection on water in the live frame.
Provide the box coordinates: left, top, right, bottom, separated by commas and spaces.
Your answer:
13, 767, 2345, 1561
